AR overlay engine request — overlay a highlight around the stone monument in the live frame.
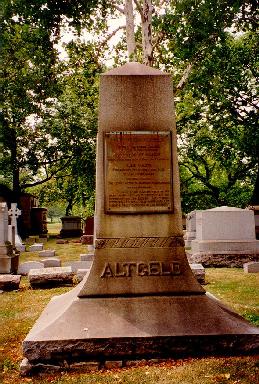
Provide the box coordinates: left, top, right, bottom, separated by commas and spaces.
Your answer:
22, 63, 259, 372
8, 203, 25, 252
189, 206, 259, 267
0, 202, 19, 273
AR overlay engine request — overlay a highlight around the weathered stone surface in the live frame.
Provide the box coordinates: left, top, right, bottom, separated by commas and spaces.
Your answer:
18, 261, 44, 275
188, 252, 259, 268
189, 263, 205, 284
41, 258, 61, 268
80, 253, 94, 261
244, 261, 259, 273
38, 250, 55, 257
28, 267, 74, 288
29, 243, 44, 252
0, 274, 21, 291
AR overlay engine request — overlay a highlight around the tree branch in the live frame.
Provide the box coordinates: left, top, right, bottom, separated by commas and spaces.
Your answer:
133, 0, 144, 18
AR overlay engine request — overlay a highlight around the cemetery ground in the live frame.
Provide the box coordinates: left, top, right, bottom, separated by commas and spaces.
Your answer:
0, 224, 258, 383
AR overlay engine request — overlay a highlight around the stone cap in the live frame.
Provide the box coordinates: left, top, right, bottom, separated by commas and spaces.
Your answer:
208, 206, 246, 212
103, 62, 168, 76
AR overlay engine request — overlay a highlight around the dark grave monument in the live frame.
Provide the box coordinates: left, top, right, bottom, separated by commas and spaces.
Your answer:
22, 63, 259, 372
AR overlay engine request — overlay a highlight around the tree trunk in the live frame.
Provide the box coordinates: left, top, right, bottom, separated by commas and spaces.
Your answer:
250, 163, 259, 205
10, 132, 20, 197
66, 198, 73, 216
125, 0, 136, 61
141, 0, 153, 66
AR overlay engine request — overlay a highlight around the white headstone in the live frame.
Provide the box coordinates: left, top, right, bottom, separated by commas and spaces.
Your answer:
8, 203, 25, 250
189, 206, 259, 267
18, 261, 44, 275
29, 243, 44, 252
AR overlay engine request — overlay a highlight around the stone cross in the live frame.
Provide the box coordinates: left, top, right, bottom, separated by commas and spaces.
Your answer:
8, 203, 24, 250
8, 203, 22, 233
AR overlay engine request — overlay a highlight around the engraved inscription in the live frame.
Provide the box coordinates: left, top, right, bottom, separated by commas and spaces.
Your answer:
105, 131, 173, 213
100, 261, 181, 278
95, 236, 184, 249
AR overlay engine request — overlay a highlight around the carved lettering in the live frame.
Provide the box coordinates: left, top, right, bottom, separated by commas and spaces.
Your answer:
101, 263, 114, 278
100, 261, 181, 278
105, 132, 173, 213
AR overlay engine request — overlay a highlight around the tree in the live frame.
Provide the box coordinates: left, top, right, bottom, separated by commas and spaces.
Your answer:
0, 0, 103, 200
177, 32, 258, 211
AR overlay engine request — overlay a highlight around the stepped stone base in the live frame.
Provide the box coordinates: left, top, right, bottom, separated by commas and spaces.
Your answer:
22, 282, 259, 372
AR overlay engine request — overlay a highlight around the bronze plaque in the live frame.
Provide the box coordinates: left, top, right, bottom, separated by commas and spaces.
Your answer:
105, 131, 173, 213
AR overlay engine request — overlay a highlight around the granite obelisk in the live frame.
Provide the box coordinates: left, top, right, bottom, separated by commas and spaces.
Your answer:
22, 63, 258, 371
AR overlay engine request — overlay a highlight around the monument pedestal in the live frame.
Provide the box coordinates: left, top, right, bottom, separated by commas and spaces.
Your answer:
23, 281, 258, 366
22, 63, 258, 373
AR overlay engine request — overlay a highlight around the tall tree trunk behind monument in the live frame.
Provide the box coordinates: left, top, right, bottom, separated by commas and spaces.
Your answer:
250, 163, 259, 204
125, 0, 136, 61
141, 0, 153, 66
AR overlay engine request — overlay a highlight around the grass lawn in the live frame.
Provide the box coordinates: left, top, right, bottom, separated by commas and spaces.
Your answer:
0, 229, 258, 384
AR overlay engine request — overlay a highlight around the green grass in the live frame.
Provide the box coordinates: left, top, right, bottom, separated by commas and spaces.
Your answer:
0, 265, 258, 383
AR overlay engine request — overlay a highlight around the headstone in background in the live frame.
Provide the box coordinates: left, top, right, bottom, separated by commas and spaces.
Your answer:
38, 250, 55, 257
8, 203, 25, 252
184, 210, 199, 248
189, 263, 205, 284
64, 260, 93, 272
18, 193, 38, 239
41, 258, 61, 268
0, 202, 19, 273
28, 266, 74, 288
18, 261, 44, 275
83, 217, 94, 235
243, 261, 259, 273
80, 235, 94, 245
189, 206, 259, 267
31, 207, 48, 237
22, 63, 259, 372
80, 253, 94, 261
29, 243, 44, 252
0, 274, 21, 291
60, 216, 83, 238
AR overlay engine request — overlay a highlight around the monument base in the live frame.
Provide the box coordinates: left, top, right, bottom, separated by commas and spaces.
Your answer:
187, 251, 259, 267
22, 280, 259, 371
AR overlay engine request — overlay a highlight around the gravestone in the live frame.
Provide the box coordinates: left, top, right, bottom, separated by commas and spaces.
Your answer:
80, 253, 94, 261
189, 206, 259, 267
22, 63, 259, 372
28, 266, 74, 288
243, 261, 259, 273
184, 210, 199, 248
29, 243, 44, 252
38, 250, 55, 258
0, 274, 21, 291
41, 258, 61, 268
18, 261, 44, 276
60, 216, 83, 238
64, 260, 93, 272
8, 203, 25, 252
0, 202, 19, 273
